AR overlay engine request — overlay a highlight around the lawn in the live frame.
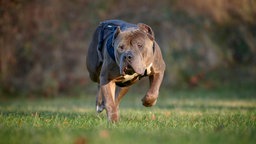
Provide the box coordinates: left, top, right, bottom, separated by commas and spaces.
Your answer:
0, 86, 256, 144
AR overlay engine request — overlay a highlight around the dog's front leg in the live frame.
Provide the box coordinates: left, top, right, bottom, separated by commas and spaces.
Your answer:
101, 81, 118, 122
142, 72, 164, 107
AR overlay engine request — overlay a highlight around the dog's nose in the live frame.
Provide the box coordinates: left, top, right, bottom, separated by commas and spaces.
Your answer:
124, 52, 133, 61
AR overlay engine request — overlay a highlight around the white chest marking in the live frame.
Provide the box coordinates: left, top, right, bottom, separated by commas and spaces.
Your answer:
146, 63, 153, 75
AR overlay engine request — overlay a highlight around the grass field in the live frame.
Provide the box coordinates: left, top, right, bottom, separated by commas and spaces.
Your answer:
0, 86, 256, 144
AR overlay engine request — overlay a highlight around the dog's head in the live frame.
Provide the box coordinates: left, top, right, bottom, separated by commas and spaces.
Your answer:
112, 23, 155, 76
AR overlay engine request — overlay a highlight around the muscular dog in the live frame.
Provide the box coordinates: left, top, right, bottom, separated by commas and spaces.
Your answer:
86, 20, 165, 122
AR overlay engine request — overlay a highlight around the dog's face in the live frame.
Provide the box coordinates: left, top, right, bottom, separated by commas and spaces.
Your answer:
113, 23, 155, 76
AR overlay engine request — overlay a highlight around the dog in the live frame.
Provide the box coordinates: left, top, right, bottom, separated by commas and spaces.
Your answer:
86, 20, 165, 122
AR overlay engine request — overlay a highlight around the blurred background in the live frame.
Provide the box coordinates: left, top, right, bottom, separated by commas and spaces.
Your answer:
0, 0, 255, 97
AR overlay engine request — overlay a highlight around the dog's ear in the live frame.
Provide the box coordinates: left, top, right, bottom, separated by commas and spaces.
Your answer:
112, 26, 121, 46
137, 23, 154, 41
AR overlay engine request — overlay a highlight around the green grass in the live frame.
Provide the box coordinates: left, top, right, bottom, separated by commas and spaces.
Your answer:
0, 87, 256, 144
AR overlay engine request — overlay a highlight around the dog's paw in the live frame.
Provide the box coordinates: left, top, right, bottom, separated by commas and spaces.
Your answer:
141, 95, 157, 107
96, 104, 105, 113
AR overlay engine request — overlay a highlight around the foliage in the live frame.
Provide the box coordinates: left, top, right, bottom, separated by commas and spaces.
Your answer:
0, 0, 255, 94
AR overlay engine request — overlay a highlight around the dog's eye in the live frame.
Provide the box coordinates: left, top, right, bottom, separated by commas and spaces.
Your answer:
137, 43, 143, 49
118, 45, 124, 51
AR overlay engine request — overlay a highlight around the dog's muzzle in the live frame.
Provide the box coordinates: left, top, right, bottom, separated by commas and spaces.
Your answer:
123, 64, 135, 75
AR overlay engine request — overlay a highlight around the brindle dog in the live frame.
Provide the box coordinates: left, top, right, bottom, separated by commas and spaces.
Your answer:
86, 20, 165, 122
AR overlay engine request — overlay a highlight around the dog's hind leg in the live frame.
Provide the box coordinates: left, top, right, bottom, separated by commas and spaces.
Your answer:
96, 85, 105, 113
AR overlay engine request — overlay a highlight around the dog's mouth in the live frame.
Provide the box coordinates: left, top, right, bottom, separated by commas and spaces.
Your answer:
122, 65, 136, 75
119, 54, 145, 76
